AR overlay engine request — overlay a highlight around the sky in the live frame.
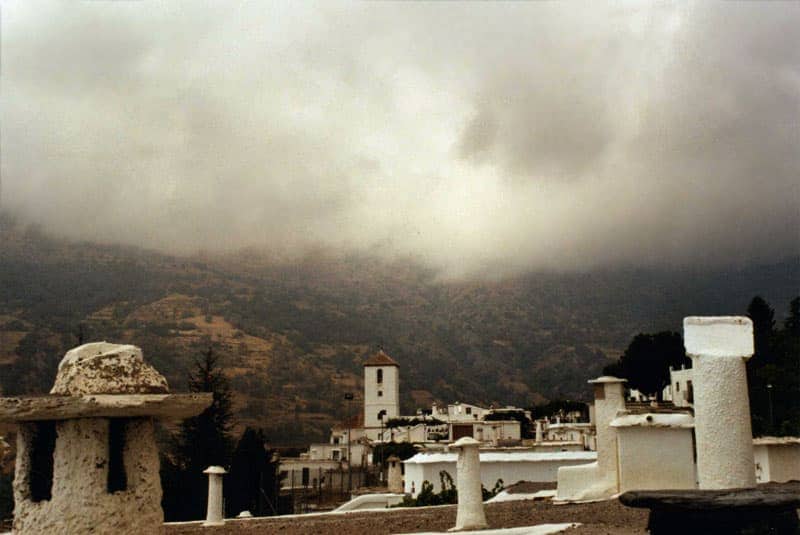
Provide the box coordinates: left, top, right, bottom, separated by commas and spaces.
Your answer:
1, 1, 798, 276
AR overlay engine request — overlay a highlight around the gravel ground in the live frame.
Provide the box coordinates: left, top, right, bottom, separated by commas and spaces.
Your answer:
163, 498, 649, 534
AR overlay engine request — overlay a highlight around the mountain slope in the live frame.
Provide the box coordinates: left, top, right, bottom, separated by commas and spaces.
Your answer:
1, 216, 797, 444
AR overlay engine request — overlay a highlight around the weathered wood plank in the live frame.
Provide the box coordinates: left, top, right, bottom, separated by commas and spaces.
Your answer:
619, 482, 800, 510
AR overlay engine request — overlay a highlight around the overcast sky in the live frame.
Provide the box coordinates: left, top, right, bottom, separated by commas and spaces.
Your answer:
1, 1, 798, 276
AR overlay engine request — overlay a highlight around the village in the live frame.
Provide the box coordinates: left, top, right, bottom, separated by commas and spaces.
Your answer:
0, 316, 797, 534
1, 2, 799, 534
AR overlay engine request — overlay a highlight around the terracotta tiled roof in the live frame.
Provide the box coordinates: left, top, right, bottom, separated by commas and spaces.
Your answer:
363, 350, 399, 367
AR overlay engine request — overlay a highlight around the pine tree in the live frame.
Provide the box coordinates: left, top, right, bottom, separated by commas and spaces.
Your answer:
225, 427, 282, 517
180, 347, 235, 471
602, 331, 688, 400
785, 296, 800, 337
161, 347, 235, 521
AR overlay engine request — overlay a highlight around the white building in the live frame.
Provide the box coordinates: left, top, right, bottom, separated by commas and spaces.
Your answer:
544, 422, 593, 444
296, 350, 532, 476
661, 365, 693, 407
363, 351, 400, 441
432, 402, 487, 422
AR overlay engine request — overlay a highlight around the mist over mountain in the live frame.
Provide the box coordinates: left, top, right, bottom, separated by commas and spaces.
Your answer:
1, 216, 797, 444
2, 2, 799, 278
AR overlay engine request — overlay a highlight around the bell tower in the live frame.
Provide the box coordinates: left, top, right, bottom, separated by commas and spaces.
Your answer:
363, 350, 399, 441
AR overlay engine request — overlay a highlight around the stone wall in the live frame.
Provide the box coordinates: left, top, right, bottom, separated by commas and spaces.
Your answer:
13, 417, 162, 535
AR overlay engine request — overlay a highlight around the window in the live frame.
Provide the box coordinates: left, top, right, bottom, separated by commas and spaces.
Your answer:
675, 382, 680, 392
107, 419, 127, 493
377, 369, 383, 384
466, 407, 472, 415
332, 450, 340, 461
333, 437, 340, 445
302, 467, 310, 486
378, 390, 383, 397
29, 421, 56, 502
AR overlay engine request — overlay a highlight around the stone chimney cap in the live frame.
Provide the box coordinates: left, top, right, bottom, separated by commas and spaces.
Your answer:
204, 466, 228, 475
450, 437, 481, 448
0, 342, 213, 422
51, 342, 169, 396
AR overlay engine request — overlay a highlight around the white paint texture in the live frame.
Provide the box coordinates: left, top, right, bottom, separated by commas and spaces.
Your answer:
203, 466, 227, 526
451, 437, 488, 531
613, 425, 696, 492
51, 342, 169, 396
556, 377, 625, 502
753, 438, 800, 483
13, 418, 163, 534
684, 316, 756, 490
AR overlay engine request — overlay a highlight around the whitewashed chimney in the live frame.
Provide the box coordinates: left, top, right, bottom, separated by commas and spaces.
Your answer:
450, 437, 487, 531
386, 455, 403, 493
203, 466, 228, 526
0, 342, 211, 535
684, 316, 756, 489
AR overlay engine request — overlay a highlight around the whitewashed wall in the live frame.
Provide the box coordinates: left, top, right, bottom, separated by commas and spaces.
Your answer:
754, 440, 800, 483
403, 451, 596, 497
615, 426, 696, 492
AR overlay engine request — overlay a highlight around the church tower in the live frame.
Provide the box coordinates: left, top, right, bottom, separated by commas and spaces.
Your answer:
363, 350, 399, 441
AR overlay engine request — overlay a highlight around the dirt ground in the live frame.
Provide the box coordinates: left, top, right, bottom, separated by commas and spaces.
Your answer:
163, 498, 649, 534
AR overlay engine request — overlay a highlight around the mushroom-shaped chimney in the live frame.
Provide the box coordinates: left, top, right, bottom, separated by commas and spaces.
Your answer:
0, 342, 212, 534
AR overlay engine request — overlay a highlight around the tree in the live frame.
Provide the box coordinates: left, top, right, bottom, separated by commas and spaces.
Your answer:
603, 331, 689, 400
746, 296, 778, 435
161, 347, 235, 521
746, 296, 800, 436
533, 400, 589, 421
747, 296, 775, 363
784, 296, 800, 337
0, 471, 12, 524
225, 427, 282, 517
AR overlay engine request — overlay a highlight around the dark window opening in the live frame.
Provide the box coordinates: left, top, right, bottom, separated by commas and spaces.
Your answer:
594, 384, 605, 400
377, 369, 383, 384
107, 419, 127, 493
302, 467, 310, 487
29, 421, 56, 502
378, 390, 383, 397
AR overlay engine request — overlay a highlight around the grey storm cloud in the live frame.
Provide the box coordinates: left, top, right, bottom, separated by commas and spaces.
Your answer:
1, 1, 798, 276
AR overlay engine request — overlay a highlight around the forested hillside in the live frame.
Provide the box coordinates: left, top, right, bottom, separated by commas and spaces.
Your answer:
1, 213, 797, 444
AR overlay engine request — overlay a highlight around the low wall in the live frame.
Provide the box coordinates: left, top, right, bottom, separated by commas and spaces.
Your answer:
403, 451, 596, 497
